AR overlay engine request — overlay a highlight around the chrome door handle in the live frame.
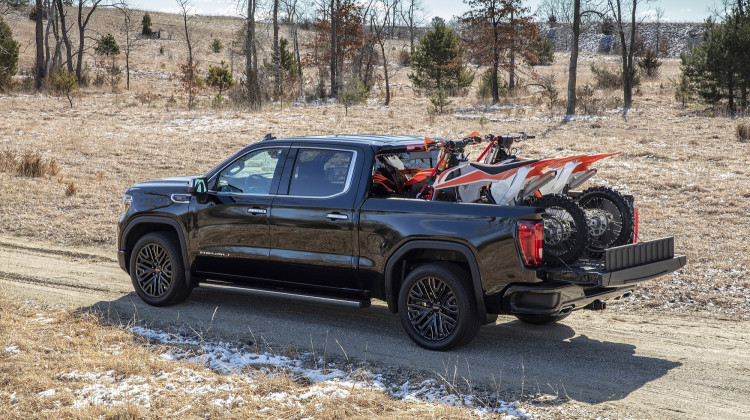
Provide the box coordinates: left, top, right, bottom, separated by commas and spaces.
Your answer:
326, 213, 348, 221
247, 208, 267, 215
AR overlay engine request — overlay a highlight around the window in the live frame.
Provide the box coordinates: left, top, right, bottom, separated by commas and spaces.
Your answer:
216, 148, 284, 194
288, 149, 355, 197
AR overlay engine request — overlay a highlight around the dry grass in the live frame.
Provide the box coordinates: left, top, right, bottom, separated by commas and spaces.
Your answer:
0, 8, 748, 318
0, 294, 506, 419
737, 121, 750, 142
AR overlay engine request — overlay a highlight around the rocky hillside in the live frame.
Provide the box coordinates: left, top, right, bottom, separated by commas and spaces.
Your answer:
540, 22, 705, 57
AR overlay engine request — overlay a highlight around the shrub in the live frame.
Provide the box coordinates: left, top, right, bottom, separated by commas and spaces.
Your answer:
638, 49, 661, 78
17, 152, 58, 178
49, 68, 78, 108
211, 38, 224, 53
206, 60, 234, 98
737, 122, 750, 142
576, 84, 603, 115
601, 17, 615, 35
28, 6, 47, 21
341, 77, 368, 115
397, 48, 411, 66
672, 74, 692, 107
591, 64, 640, 89
476, 69, 507, 100
65, 182, 77, 196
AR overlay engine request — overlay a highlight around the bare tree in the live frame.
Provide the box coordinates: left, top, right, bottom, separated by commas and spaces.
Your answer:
329, 0, 337, 97
272, 0, 280, 99
400, 0, 425, 54
282, 0, 305, 99
76, 0, 104, 83
246, 0, 261, 108
653, 6, 664, 56
35, 0, 44, 90
114, 0, 137, 90
176, 0, 198, 109
55, 0, 74, 73
372, 0, 396, 105
539, 0, 603, 117
607, 0, 641, 109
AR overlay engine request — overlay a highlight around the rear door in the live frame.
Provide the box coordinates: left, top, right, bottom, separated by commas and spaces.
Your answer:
192, 146, 288, 280
268, 145, 363, 292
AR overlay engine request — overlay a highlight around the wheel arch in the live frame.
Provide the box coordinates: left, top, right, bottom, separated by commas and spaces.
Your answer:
121, 216, 195, 288
384, 240, 489, 324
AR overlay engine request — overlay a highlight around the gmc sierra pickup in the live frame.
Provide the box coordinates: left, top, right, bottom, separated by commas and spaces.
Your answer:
117, 134, 686, 350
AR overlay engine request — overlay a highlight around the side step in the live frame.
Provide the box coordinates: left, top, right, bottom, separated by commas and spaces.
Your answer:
199, 280, 371, 309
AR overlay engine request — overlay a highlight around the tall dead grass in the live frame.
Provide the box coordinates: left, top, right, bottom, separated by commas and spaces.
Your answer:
0, 150, 59, 178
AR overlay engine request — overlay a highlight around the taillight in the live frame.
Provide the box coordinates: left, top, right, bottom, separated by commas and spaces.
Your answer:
633, 205, 639, 243
517, 220, 544, 267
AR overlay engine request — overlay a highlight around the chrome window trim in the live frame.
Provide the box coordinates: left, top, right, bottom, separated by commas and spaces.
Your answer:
283, 147, 358, 200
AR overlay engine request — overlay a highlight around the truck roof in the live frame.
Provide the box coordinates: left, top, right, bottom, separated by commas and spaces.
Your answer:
263, 134, 438, 152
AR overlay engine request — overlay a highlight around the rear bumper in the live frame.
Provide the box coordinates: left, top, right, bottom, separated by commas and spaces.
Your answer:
501, 237, 686, 316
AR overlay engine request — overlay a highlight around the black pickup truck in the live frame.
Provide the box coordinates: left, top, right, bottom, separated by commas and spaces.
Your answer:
117, 135, 686, 350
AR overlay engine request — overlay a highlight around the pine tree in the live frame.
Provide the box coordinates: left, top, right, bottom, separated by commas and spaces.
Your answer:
141, 13, 154, 36
409, 20, 473, 94
206, 60, 234, 98
0, 16, 20, 91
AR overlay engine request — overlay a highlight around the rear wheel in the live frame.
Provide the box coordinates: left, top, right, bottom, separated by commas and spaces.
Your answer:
515, 313, 570, 325
129, 232, 191, 306
398, 263, 479, 350
578, 186, 634, 258
532, 194, 588, 265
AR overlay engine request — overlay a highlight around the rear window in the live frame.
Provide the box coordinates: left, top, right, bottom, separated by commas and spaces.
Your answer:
288, 149, 355, 197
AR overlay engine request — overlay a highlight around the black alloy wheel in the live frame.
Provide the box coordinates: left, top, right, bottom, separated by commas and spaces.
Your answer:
130, 232, 191, 306
398, 263, 479, 351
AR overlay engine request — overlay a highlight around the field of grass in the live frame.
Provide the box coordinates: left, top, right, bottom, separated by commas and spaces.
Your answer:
1, 7, 749, 318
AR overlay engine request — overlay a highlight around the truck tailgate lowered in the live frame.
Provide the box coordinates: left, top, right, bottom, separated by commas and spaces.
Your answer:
540, 237, 687, 287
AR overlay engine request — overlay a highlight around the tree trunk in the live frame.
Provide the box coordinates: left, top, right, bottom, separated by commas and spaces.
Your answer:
246, 0, 260, 109
379, 39, 390, 106
508, 9, 516, 91
272, 0, 279, 100
55, 0, 73, 73
330, 0, 337, 98
44, 1, 53, 78
76, 0, 101, 83
294, 25, 303, 100
566, 0, 581, 116
35, 0, 44, 91
491, 24, 499, 104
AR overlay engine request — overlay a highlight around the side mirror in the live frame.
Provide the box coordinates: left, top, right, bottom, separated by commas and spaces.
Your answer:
188, 177, 208, 195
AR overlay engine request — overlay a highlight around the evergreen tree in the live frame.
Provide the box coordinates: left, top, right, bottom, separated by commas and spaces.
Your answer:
409, 20, 473, 94
206, 60, 234, 97
141, 13, 154, 36
680, 9, 750, 113
0, 16, 20, 91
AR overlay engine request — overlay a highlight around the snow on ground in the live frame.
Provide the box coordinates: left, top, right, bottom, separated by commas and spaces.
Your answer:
84, 325, 530, 418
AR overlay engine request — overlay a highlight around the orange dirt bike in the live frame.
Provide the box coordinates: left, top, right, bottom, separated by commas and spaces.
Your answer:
407, 133, 635, 263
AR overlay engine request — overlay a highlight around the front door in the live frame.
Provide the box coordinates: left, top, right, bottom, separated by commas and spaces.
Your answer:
192, 146, 287, 280
268, 146, 362, 293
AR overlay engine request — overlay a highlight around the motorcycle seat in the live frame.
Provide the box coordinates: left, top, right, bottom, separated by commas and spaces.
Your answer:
469, 160, 538, 176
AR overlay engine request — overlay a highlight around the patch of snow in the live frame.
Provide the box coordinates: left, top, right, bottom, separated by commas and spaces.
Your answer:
38, 389, 56, 398
4, 344, 20, 354
124, 325, 530, 418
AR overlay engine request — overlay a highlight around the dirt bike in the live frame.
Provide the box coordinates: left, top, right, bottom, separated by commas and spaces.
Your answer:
433, 133, 636, 259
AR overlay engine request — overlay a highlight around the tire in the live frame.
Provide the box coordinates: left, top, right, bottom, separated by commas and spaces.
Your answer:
129, 232, 191, 306
515, 313, 570, 325
578, 186, 635, 258
398, 263, 480, 350
532, 194, 588, 265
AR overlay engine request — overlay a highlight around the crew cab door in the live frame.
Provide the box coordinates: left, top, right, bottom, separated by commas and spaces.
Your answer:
192, 146, 288, 280
268, 146, 362, 292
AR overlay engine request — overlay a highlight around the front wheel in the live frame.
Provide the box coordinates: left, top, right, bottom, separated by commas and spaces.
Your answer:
398, 263, 480, 350
129, 232, 191, 306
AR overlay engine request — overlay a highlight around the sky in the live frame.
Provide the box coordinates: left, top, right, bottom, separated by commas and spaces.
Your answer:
139, 0, 722, 23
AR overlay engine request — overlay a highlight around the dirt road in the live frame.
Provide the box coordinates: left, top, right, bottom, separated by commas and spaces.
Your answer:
1, 234, 748, 419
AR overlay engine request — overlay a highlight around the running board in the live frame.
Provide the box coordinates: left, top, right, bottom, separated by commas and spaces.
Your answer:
199, 280, 372, 309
